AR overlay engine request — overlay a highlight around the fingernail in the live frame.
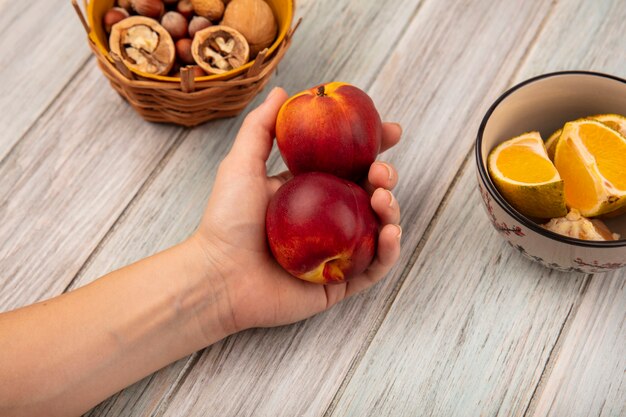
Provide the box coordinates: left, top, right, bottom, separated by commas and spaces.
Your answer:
378, 162, 394, 182
391, 122, 403, 136
396, 225, 402, 240
264, 87, 280, 103
386, 189, 395, 208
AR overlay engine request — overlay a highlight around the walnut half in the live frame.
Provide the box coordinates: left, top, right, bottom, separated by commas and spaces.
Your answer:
109, 16, 176, 76
191, 25, 249, 75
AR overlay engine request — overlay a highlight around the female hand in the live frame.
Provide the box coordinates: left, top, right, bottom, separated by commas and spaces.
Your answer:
193, 87, 402, 332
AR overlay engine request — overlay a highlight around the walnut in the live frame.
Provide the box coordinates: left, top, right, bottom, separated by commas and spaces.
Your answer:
109, 16, 176, 76
191, 26, 249, 74
221, 0, 277, 56
542, 209, 620, 241
190, 0, 225, 20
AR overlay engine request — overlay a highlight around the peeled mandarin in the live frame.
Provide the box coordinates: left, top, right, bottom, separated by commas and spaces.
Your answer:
488, 131, 566, 219
545, 114, 626, 161
554, 119, 626, 217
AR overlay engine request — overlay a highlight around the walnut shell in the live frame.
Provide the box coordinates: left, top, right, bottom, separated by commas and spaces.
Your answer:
191, 25, 249, 74
191, 0, 224, 20
221, 0, 277, 56
109, 16, 176, 76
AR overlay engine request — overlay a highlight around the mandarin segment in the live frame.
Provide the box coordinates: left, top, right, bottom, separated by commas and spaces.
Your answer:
545, 129, 561, 161
488, 132, 566, 219
546, 114, 626, 162
554, 119, 626, 217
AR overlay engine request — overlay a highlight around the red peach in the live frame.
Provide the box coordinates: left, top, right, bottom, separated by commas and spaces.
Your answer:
275, 82, 382, 182
266, 172, 379, 284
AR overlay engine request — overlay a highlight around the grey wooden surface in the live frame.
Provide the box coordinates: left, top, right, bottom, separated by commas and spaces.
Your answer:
0, 0, 624, 416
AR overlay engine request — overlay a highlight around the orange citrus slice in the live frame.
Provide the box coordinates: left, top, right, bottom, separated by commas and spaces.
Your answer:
545, 114, 626, 161
488, 132, 567, 219
554, 119, 626, 217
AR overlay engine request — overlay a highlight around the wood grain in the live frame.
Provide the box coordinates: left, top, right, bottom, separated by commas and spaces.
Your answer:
69, 0, 428, 414
331, 165, 587, 416
154, 0, 559, 416
0, 1, 622, 417
332, 0, 626, 415
0, 63, 181, 310
529, 274, 625, 417
520, 2, 626, 416
0, 0, 91, 161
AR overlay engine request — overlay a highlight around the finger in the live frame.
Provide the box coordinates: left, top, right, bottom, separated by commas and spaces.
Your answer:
362, 161, 398, 194
227, 87, 289, 167
267, 170, 293, 194
380, 122, 402, 153
371, 188, 400, 225
345, 224, 402, 297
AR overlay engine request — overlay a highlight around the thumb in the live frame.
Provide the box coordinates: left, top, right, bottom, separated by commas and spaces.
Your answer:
228, 87, 289, 167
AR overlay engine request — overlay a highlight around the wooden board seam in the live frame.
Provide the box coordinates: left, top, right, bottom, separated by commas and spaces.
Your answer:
361, 0, 428, 90
62, 129, 189, 294
507, 0, 561, 76
321, 2, 570, 402
150, 351, 204, 417
0, 54, 93, 169
521, 274, 593, 417
322, 147, 474, 417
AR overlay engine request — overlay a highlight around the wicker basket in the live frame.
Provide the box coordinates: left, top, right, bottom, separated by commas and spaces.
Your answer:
71, 0, 298, 126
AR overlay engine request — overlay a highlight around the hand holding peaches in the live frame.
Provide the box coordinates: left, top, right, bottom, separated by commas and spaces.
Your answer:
194, 86, 402, 329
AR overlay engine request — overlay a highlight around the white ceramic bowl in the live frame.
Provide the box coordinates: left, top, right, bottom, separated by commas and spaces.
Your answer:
475, 71, 626, 273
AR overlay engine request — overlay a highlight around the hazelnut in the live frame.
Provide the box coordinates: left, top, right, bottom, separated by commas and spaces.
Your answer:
190, 0, 224, 21
188, 16, 212, 38
175, 38, 195, 64
130, 0, 165, 18
117, 0, 132, 11
176, 0, 194, 19
163, 0, 178, 5
104, 7, 130, 33
189, 65, 207, 78
109, 16, 176, 75
191, 25, 249, 74
222, 0, 277, 56
161, 11, 188, 39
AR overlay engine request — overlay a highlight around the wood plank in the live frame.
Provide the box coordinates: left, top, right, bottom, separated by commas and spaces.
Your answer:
522, 2, 626, 416
331, 0, 626, 415
529, 274, 625, 417
330, 164, 586, 417
152, 0, 559, 416
0, 0, 91, 160
0, 63, 180, 311
66, 0, 428, 414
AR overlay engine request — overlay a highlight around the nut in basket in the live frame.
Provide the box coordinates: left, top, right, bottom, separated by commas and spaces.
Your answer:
72, 0, 298, 126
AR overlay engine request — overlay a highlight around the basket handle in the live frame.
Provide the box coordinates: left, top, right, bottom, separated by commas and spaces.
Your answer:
71, 0, 91, 34
285, 17, 302, 43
